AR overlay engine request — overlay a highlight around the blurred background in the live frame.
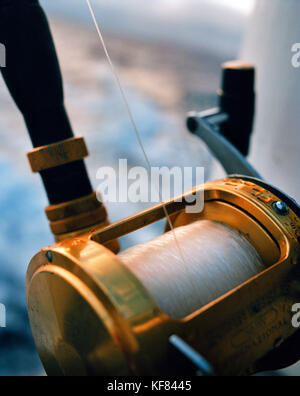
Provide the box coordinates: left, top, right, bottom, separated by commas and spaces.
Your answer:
0, 0, 298, 376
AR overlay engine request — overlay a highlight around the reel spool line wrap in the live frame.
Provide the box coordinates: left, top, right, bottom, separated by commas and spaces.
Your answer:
119, 220, 265, 320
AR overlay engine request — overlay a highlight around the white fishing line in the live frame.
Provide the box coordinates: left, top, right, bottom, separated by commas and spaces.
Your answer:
119, 220, 265, 319
85, 0, 187, 265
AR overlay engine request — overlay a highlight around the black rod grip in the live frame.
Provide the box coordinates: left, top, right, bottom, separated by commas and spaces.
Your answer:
0, 0, 93, 204
219, 61, 256, 156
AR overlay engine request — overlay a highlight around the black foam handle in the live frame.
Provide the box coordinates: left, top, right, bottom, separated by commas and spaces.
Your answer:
219, 61, 256, 156
0, 0, 93, 204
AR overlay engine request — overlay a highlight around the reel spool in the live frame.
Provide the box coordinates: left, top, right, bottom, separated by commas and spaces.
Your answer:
26, 177, 300, 376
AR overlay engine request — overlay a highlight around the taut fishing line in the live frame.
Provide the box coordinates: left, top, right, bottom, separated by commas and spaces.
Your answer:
85, 0, 187, 265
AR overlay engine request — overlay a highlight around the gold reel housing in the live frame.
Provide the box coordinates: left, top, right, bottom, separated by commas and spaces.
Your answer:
26, 178, 300, 376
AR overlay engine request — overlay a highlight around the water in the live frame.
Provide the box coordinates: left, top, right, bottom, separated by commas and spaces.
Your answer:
0, 161, 49, 375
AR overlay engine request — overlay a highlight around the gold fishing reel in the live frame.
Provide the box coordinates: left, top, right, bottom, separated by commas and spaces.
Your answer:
26, 177, 300, 376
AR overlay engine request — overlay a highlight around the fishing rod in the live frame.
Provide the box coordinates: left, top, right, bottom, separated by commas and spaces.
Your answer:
0, 0, 118, 251
0, 0, 300, 376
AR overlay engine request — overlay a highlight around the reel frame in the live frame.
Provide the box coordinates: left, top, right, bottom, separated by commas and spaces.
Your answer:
26, 177, 300, 376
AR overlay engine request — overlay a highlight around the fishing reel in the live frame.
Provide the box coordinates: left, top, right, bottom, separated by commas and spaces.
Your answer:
26, 176, 300, 376
24, 57, 300, 375
1, 0, 300, 376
